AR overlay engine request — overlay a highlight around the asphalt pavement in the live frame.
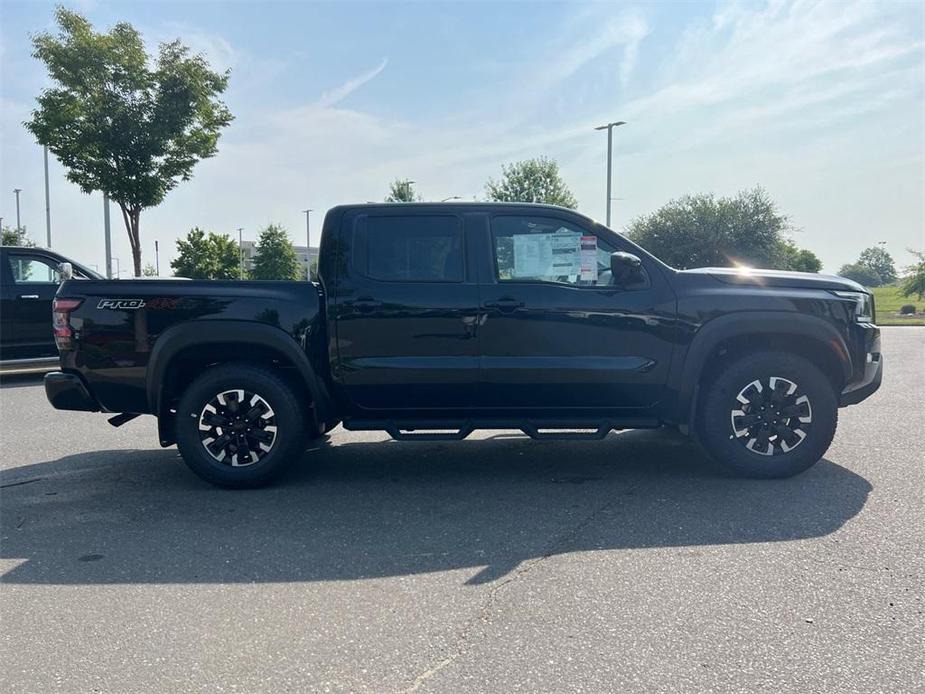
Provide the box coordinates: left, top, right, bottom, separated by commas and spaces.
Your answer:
1, 327, 922, 693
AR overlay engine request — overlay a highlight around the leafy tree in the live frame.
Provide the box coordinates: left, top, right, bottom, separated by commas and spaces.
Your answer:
626, 187, 808, 270
837, 262, 882, 287
250, 224, 301, 280
25, 7, 233, 277
856, 246, 897, 285
210, 233, 242, 279
142, 263, 158, 277
171, 228, 214, 279
900, 250, 925, 300
779, 241, 822, 273
171, 227, 242, 279
1, 225, 34, 247
485, 157, 577, 209
386, 179, 422, 203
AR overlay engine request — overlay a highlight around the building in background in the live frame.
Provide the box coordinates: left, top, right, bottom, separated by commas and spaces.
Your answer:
240, 240, 319, 278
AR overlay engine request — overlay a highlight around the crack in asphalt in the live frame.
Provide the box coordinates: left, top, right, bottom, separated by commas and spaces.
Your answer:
394, 468, 649, 694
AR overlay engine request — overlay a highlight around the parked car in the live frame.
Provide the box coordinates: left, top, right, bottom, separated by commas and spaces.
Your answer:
44, 203, 882, 487
0, 246, 101, 369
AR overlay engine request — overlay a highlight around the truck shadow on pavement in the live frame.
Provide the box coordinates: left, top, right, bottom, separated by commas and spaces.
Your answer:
0, 429, 871, 586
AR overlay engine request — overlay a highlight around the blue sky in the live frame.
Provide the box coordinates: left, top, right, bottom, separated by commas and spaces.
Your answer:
1, 0, 922, 274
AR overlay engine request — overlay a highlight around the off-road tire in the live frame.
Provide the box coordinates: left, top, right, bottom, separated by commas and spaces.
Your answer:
697, 351, 838, 479
176, 363, 307, 488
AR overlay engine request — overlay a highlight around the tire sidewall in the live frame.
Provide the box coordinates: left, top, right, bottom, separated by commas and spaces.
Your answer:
176, 364, 305, 488
697, 352, 838, 479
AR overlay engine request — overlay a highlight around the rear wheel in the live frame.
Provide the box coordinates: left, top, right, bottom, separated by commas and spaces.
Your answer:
176, 363, 307, 488
697, 351, 838, 478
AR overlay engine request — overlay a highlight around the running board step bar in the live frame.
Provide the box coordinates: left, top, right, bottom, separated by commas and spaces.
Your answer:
344, 418, 659, 442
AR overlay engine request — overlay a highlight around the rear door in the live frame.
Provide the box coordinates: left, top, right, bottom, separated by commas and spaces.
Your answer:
330, 208, 481, 413
2, 250, 61, 359
475, 212, 677, 416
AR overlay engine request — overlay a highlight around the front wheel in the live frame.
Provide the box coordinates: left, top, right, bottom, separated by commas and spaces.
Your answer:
697, 352, 838, 479
175, 363, 307, 488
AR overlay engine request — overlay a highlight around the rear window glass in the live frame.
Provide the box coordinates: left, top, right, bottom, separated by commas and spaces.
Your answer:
360, 215, 463, 282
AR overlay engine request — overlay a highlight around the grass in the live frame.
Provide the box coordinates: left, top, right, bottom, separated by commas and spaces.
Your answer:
870, 285, 925, 326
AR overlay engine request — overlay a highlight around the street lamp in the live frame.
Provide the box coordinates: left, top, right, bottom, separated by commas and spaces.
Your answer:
594, 120, 626, 228
238, 227, 245, 279
302, 209, 313, 281
13, 188, 22, 231
43, 146, 52, 248
441, 196, 461, 202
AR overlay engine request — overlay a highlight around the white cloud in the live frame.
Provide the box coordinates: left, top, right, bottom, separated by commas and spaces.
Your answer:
317, 58, 388, 108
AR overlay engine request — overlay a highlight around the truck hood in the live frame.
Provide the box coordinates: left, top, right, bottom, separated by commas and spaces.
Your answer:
678, 267, 865, 292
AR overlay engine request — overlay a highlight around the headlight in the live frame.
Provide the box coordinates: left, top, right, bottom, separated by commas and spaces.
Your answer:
833, 290, 874, 323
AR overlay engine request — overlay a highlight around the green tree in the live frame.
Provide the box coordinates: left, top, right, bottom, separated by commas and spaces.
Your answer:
171, 227, 214, 279
900, 250, 925, 300
626, 187, 816, 270
856, 246, 897, 285
837, 262, 882, 287
780, 241, 823, 273
1, 225, 34, 247
210, 233, 242, 279
250, 224, 301, 280
25, 7, 233, 277
142, 263, 158, 277
171, 227, 242, 279
386, 179, 422, 202
485, 157, 577, 209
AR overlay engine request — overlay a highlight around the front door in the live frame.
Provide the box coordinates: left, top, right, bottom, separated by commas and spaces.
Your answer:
1, 250, 61, 360
330, 209, 481, 413
475, 212, 677, 417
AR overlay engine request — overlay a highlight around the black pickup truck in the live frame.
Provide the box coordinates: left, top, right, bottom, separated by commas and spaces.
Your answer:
45, 203, 882, 487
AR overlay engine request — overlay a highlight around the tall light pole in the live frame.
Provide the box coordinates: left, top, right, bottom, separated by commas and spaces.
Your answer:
13, 188, 22, 231
238, 227, 244, 279
43, 146, 52, 247
154, 240, 160, 276
594, 120, 626, 228
302, 209, 313, 281
103, 193, 112, 279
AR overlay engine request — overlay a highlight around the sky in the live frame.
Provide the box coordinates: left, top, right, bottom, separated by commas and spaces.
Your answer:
0, 0, 923, 276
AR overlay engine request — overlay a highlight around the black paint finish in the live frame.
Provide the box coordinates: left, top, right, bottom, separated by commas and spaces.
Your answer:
45, 203, 881, 438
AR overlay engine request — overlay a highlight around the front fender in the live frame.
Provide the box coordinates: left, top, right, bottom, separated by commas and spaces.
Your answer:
667, 311, 853, 432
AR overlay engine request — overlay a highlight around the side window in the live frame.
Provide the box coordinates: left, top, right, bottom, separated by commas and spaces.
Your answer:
8, 255, 60, 283
491, 216, 614, 287
359, 215, 463, 282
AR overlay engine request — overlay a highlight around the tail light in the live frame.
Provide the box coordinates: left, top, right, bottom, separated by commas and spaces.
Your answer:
53, 298, 83, 351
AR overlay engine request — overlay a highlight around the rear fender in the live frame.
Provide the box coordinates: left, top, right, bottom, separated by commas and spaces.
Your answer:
146, 321, 334, 430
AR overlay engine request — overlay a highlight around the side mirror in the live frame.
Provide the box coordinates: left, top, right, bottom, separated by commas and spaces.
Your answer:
58, 262, 73, 282
609, 252, 643, 286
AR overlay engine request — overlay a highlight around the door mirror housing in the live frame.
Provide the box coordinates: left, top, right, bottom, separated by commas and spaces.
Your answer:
609, 252, 643, 286
58, 262, 73, 282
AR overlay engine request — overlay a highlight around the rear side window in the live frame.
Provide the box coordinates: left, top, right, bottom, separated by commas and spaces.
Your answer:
359, 215, 463, 282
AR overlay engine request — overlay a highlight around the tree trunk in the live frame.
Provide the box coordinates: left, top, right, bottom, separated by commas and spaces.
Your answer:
118, 203, 143, 277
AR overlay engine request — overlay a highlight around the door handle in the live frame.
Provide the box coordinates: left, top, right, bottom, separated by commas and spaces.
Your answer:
349, 298, 383, 313
19, 294, 40, 300
484, 298, 524, 313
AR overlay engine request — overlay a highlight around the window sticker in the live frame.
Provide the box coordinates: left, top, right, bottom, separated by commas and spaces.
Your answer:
512, 232, 581, 278
580, 235, 598, 282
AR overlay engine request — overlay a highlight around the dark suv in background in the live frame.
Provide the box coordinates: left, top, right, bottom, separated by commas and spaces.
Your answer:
1, 246, 100, 370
